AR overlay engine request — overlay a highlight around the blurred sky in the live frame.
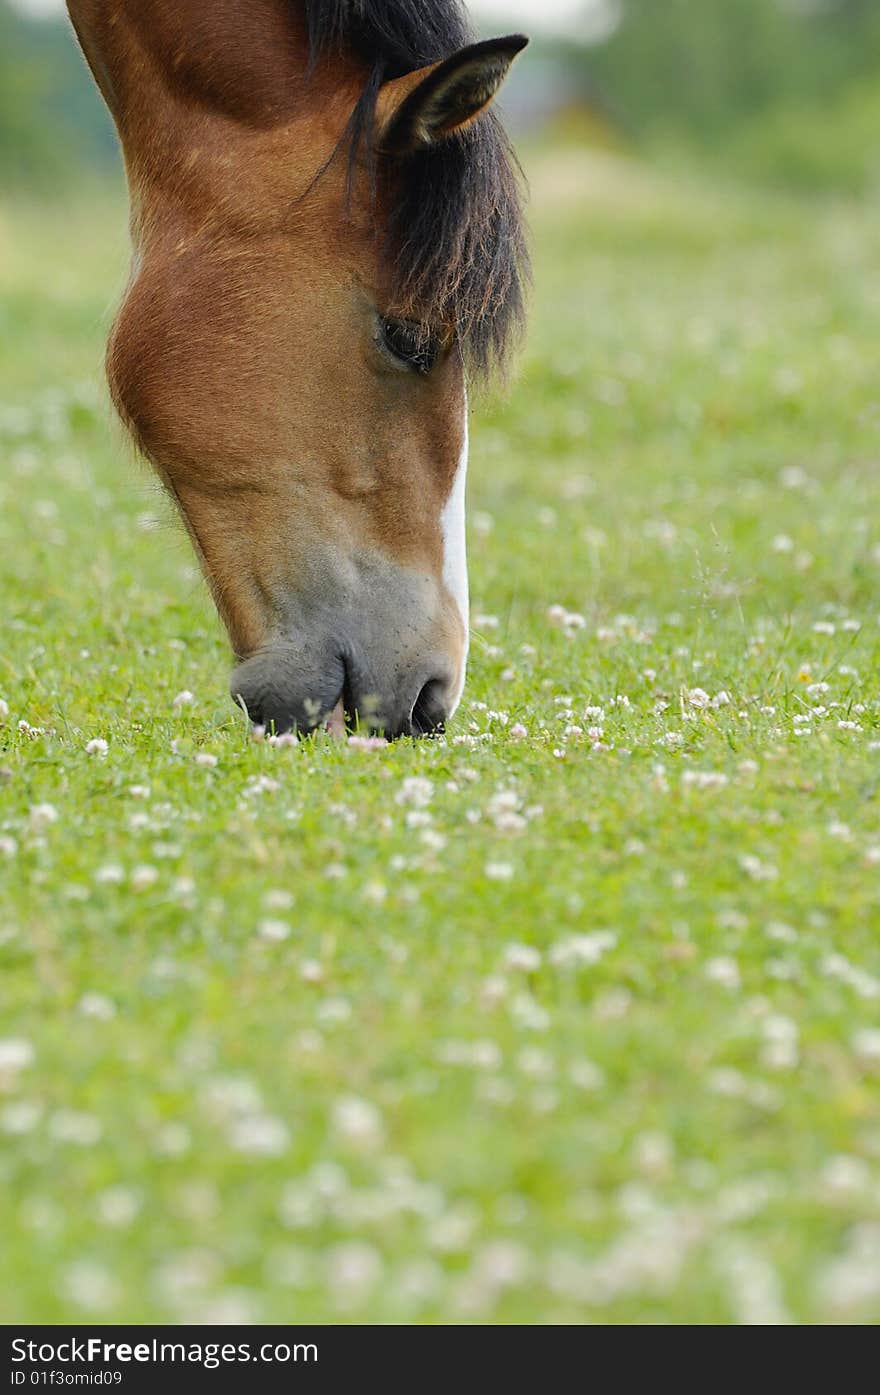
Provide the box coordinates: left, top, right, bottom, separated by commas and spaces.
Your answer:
10, 0, 612, 39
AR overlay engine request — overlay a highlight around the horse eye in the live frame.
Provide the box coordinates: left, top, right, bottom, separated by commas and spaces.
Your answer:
379, 317, 440, 375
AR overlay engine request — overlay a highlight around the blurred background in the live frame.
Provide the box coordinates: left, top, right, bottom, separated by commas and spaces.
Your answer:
2, 0, 880, 197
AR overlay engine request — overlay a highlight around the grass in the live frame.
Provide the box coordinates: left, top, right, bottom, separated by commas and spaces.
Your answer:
2, 149, 880, 1324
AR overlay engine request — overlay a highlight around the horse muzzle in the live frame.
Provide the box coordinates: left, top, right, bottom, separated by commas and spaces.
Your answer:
230, 638, 456, 738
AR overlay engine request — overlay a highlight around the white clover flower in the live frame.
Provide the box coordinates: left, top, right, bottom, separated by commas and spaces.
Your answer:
172, 689, 195, 709
348, 734, 387, 751
504, 943, 542, 973
316, 996, 352, 1024
473, 1241, 530, 1290
485, 861, 514, 881
228, 1114, 290, 1156
740, 855, 778, 882
264, 888, 294, 911
49, 1110, 102, 1145
96, 1187, 140, 1228
760, 1015, 799, 1070
153, 1122, 191, 1157
715, 1239, 790, 1325
781, 465, 808, 488
686, 688, 711, 708
820, 1155, 870, 1199
0, 1101, 43, 1135
437, 1040, 502, 1070
19, 721, 46, 739
816, 1222, 880, 1316
59, 1262, 118, 1313
852, 1028, 880, 1062
704, 956, 741, 989
0, 1039, 35, 1073
510, 994, 550, 1031
333, 1096, 384, 1151
327, 1242, 383, 1305
257, 918, 291, 942
427, 1205, 480, 1253
765, 920, 797, 943
550, 932, 616, 968
194, 752, 218, 767
396, 776, 433, 808
681, 770, 728, 790
84, 738, 109, 757
822, 953, 880, 1000
29, 802, 59, 827
95, 864, 124, 884
131, 865, 159, 891
479, 975, 508, 1007
78, 993, 116, 1021
569, 1059, 605, 1091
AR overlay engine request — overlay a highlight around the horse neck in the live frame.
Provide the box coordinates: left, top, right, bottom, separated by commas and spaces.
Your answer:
66, 2, 362, 233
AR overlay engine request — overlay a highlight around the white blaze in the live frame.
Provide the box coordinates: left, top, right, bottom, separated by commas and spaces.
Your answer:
440, 411, 469, 713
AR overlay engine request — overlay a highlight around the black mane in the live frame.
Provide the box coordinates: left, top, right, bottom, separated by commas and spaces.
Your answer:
305, 0, 528, 375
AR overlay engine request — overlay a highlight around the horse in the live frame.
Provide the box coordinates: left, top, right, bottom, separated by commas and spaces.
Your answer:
65, 1, 528, 737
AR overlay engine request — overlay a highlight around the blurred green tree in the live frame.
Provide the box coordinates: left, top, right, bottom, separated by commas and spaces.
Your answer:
0, 0, 116, 189
576, 0, 880, 139
562, 0, 880, 191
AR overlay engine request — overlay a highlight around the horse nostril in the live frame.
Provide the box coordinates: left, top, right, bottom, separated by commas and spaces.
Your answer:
411, 678, 448, 737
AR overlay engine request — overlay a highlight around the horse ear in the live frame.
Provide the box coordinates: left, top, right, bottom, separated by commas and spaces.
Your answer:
377, 34, 528, 155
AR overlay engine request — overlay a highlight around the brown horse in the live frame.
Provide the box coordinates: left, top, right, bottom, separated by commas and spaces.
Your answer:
66, 1, 528, 736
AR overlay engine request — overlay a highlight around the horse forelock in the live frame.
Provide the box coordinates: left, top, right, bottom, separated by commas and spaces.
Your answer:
305, 0, 529, 376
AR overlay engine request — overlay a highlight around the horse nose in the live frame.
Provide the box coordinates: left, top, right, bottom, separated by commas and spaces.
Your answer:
345, 665, 453, 739
229, 643, 346, 735
230, 645, 455, 739
409, 677, 449, 737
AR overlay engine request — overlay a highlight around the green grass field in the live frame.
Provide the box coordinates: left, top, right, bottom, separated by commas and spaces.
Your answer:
2, 149, 880, 1324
